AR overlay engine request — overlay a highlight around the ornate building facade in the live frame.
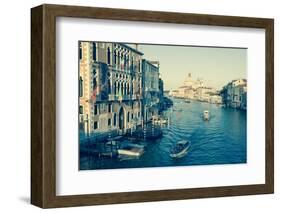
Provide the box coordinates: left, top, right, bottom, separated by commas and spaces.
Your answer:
79, 42, 143, 135
142, 60, 160, 122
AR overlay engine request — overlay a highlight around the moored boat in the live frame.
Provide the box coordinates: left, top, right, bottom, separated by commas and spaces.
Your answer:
118, 144, 144, 157
170, 140, 191, 158
203, 110, 210, 121
152, 116, 169, 125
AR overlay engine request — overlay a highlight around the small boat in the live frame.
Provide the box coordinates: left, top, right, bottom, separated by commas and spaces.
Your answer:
118, 144, 144, 157
153, 117, 168, 125
185, 100, 191, 103
106, 140, 118, 146
203, 110, 210, 121
173, 108, 183, 112
170, 140, 191, 158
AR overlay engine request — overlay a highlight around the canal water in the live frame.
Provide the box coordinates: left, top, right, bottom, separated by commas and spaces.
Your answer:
80, 98, 247, 170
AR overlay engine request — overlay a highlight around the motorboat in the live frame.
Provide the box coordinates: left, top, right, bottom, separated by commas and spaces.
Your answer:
170, 140, 191, 158
203, 110, 210, 121
118, 144, 144, 157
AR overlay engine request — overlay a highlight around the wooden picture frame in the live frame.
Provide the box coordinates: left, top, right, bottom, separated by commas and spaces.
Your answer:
31, 4, 274, 208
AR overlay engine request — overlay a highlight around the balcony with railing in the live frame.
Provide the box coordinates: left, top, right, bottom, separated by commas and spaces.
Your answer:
107, 93, 143, 102
108, 94, 132, 101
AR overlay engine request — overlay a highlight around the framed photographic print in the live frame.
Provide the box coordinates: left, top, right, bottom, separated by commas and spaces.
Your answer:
31, 4, 274, 208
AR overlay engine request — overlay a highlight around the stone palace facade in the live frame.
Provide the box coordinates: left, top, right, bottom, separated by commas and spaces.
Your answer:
79, 41, 162, 135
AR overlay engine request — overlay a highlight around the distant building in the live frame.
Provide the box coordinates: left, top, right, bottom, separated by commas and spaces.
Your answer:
176, 85, 195, 99
169, 89, 179, 96
79, 42, 143, 135
184, 73, 203, 90
209, 95, 223, 104
221, 79, 247, 110
170, 73, 221, 103
196, 86, 217, 102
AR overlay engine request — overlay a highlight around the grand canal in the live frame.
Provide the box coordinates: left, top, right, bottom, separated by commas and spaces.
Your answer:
80, 98, 247, 170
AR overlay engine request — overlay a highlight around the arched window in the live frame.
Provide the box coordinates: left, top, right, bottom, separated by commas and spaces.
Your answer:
121, 83, 124, 96
117, 82, 120, 95
126, 54, 128, 69
127, 83, 130, 95
79, 77, 83, 97
124, 83, 127, 95
117, 52, 120, 67
107, 47, 111, 65
124, 55, 127, 70
79, 44, 82, 60
118, 82, 121, 95
108, 79, 111, 94
127, 112, 130, 122
114, 50, 116, 65
121, 53, 123, 70
139, 61, 141, 72
131, 57, 134, 71
114, 81, 117, 95
93, 42, 97, 61
93, 68, 97, 89
113, 113, 117, 126
93, 78, 97, 90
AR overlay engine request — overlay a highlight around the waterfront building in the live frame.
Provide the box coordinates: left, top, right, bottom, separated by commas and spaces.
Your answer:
142, 59, 160, 122
169, 89, 179, 97
177, 86, 187, 98
158, 78, 164, 110
209, 95, 223, 104
79, 42, 143, 135
176, 85, 195, 99
221, 79, 247, 110
196, 86, 217, 102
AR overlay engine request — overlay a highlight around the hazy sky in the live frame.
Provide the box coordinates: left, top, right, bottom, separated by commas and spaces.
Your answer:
136, 44, 247, 91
